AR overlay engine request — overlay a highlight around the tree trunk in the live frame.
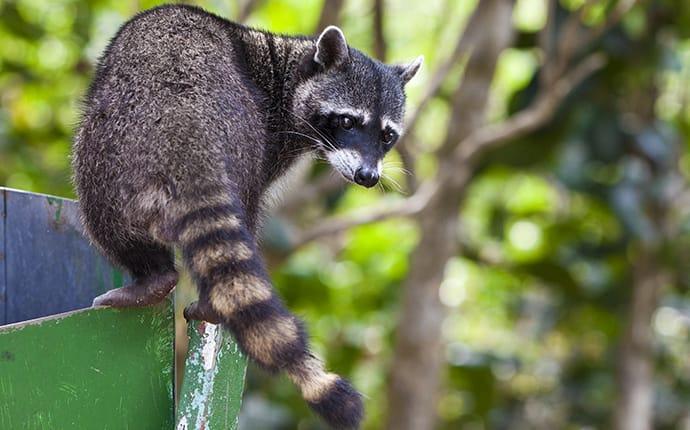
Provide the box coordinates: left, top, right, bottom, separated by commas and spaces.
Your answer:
315, 0, 345, 32
373, 0, 387, 61
613, 250, 666, 430
384, 200, 463, 430
237, 0, 264, 23
384, 2, 514, 429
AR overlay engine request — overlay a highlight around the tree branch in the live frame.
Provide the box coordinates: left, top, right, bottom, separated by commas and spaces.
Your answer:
588, 0, 638, 45
451, 52, 607, 168
291, 181, 437, 248
553, 0, 637, 80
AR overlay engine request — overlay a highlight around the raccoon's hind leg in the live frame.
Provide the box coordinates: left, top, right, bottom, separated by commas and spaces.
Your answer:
183, 300, 222, 324
92, 240, 178, 307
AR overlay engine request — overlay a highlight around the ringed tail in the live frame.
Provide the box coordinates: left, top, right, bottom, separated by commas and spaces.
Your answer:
167, 191, 363, 429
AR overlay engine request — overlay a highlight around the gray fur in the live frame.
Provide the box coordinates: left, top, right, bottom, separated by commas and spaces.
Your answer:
72, 5, 420, 429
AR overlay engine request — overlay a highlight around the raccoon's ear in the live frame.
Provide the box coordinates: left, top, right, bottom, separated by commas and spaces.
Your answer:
394, 55, 424, 85
314, 26, 350, 69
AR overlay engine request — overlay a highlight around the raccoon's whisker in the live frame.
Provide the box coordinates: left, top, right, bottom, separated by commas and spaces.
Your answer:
318, 142, 336, 153
381, 163, 405, 170
386, 180, 403, 194
381, 172, 405, 194
382, 161, 410, 170
275, 130, 323, 146
276, 146, 314, 165
279, 108, 328, 141
377, 176, 389, 192
383, 164, 407, 170
382, 161, 412, 173
382, 166, 412, 176
279, 107, 338, 151
309, 127, 338, 152
306, 150, 329, 162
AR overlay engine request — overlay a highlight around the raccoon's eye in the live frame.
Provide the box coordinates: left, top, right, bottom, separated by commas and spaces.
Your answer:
382, 129, 397, 145
339, 115, 354, 130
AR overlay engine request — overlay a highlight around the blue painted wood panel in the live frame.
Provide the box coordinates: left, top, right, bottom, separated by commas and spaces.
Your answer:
0, 189, 6, 325
3, 188, 128, 324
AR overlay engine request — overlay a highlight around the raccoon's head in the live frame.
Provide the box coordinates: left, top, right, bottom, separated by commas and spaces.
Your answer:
293, 26, 422, 188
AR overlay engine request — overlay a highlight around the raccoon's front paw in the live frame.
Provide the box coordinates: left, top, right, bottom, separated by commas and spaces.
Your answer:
183, 301, 223, 324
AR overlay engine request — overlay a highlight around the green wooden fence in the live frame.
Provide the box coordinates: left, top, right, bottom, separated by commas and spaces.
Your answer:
0, 188, 247, 429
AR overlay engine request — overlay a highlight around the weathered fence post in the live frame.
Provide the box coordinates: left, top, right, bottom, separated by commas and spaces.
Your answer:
176, 321, 247, 430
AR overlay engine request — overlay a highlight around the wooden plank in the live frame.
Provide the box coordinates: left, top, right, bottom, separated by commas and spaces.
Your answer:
0, 301, 174, 429
176, 321, 247, 430
2, 188, 128, 324
0, 189, 5, 325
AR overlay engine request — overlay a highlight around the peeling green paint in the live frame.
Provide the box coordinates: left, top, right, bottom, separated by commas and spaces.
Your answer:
176, 322, 247, 430
111, 269, 124, 290
45, 196, 63, 224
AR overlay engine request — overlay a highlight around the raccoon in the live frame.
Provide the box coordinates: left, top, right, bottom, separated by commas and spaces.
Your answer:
72, 4, 421, 429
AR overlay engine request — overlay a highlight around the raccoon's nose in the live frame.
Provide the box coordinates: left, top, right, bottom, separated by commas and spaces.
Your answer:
354, 167, 379, 188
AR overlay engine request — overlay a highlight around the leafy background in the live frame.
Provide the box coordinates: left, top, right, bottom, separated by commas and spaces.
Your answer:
1, 0, 690, 429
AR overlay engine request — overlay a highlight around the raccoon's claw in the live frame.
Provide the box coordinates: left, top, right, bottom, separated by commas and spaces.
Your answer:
92, 271, 178, 308
183, 301, 223, 324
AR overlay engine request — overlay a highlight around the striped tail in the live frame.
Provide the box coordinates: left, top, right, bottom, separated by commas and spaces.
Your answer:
171, 194, 363, 429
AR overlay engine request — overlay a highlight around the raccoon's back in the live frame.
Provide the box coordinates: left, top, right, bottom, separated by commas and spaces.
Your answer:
81, 5, 251, 132
73, 5, 264, 202
88, 5, 243, 101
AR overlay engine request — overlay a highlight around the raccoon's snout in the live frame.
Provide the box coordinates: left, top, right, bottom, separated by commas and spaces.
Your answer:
354, 166, 379, 188
326, 148, 381, 187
